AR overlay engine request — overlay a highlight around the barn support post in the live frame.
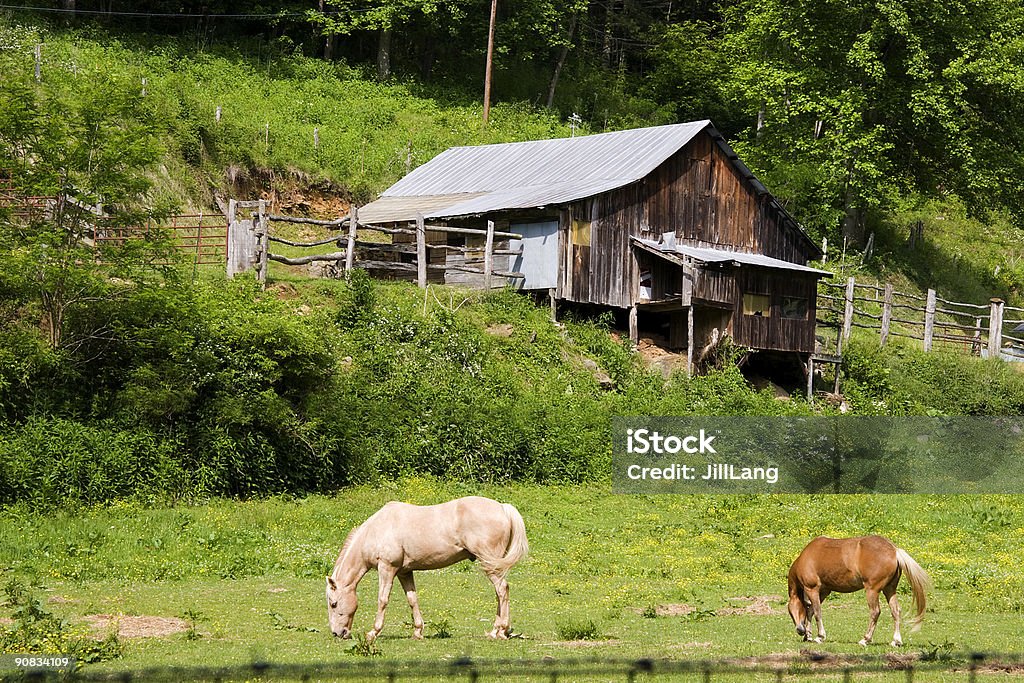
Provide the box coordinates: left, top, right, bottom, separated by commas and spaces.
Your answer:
416, 213, 427, 288
484, 220, 495, 290
842, 276, 855, 341
879, 283, 893, 346
686, 305, 694, 377
256, 199, 269, 286
628, 305, 638, 345
345, 205, 358, 274
548, 288, 557, 322
806, 355, 814, 401
923, 288, 936, 352
988, 298, 1004, 359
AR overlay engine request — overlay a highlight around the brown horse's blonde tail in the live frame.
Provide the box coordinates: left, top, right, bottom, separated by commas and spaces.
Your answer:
484, 504, 529, 578
896, 548, 932, 631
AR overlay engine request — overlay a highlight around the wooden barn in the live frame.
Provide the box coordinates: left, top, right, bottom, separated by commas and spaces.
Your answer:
359, 120, 829, 369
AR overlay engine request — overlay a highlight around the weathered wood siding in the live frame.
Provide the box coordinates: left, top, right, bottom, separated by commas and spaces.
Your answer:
728, 270, 818, 353
561, 129, 818, 311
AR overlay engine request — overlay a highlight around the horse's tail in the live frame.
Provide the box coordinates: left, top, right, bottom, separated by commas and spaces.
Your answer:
896, 548, 931, 631
482, 503, 529, 578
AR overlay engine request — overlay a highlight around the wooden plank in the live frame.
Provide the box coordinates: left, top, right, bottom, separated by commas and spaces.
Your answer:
842, 276, 855, 341
879, 283, 893, 346
923, 288, 936, 351
267, 214, 348, 227
256, 199, 269, 285
345, 205, 358, 273
423, 223, 522, 239
629, 305, 638, 344
686, 305, 694, 376
416, 213, 427, 288
484, 220, 495, 290
989, 298, 1004, 358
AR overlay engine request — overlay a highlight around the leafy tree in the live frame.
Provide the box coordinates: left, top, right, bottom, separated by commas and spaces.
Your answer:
721, 0, 1024, 244
0, 57, 176, 354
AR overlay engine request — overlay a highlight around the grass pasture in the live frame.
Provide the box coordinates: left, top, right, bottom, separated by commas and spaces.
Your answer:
2, 480, 1024, 680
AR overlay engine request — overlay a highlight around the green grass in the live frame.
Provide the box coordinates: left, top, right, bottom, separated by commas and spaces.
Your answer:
1, 480, 1023, 679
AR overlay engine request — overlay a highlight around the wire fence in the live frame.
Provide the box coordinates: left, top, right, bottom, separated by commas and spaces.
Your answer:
4, 653, 1023, 683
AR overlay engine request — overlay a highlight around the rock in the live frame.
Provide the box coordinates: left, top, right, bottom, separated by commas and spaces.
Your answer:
485, 323, 515, 338
307, 260, 343, 279
581, 357, 615, 390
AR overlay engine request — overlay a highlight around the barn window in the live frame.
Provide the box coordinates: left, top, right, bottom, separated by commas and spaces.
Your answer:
743, 293, 771, 317
571, 219, 591, 247
781, 296, 808, 320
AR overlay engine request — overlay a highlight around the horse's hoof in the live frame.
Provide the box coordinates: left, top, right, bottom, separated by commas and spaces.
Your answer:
813, 637, 823, 643
858, 639, 869, 647
891, 640, 903, 647
365, 631, 378, 643
412, 632, 424, 641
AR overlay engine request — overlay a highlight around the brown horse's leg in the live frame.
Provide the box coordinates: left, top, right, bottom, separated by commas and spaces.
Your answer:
485, 572, 510, 639
398, 572, 425, 640
367, 563, 397, 643
859, 587, 882, 646
807, 588, 826, 642
884, 584, 902, 647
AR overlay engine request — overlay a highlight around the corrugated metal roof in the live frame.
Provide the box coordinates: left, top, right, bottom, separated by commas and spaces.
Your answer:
636, 238, 831, 276
384, 119, 710, 197
355, 193, 486, 224
357, 120, 819, 259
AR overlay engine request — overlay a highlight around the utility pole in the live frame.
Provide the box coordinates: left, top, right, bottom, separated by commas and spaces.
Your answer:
482, 0, 497, 124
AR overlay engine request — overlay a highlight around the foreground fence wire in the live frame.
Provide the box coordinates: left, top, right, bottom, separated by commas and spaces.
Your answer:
4, 653, 1022, 683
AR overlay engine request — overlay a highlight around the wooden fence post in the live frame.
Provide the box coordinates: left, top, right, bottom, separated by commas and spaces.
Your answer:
416, 213, 427, 288
879, 283, 893, 346
988, 298, 1004, 359
345, 205, 358, 274
973, 316, 983, 356
256, 199, 269, 285
842, 276, 855, 342
484, 220, 495, 290
629, 305, 638, 345
923, 288, 936, 352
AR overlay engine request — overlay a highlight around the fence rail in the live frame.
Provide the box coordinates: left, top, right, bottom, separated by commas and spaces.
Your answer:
232, 202, 525, 289
819, 276, 1021, 360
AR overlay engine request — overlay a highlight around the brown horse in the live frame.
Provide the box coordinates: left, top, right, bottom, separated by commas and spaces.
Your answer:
325, 496, 528, 642
787, 535, 930, 647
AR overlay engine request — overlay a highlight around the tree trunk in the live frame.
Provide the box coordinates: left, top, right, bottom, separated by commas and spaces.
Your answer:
377, 26, 392, 80
602, 0, 615, 68
546, 14, 577, 109
841, 158, 866, 246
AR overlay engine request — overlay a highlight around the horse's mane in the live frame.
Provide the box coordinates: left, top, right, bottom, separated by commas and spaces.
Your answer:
338, 525, 360, 559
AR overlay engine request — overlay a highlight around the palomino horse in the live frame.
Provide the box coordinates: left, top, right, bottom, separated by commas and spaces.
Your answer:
788, 535, 930, 647
326, 496, 528, 642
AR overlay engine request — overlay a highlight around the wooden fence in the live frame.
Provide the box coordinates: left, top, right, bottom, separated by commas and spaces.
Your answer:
818, 276, 1024, 360
227, 201, 525, 288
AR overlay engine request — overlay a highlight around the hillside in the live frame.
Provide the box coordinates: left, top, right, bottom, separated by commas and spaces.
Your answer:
4, 12, 1024, 508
